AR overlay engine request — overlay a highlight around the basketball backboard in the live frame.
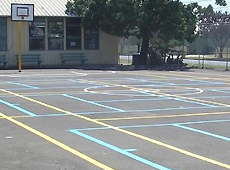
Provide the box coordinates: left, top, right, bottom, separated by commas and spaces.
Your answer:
11, 4, 34, 21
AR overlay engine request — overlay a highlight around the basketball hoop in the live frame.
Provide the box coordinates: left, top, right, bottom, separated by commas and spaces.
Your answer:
11, 4, 34, 22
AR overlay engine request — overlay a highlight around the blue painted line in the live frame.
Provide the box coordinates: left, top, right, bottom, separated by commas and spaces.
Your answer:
0, 99, 37, 116
5, 86, 108, 91
128, 78, 225, 86
174, 124, 230, 142
68, 79, 86, 83
34, 113, 69, 117
127, 78, 175, 85
131, 83, 223, 87
7, 81, 39, 89
188, 79, 225, 84
75, 119, 230, 131
69, 79, 109, 86
75, 123, 173, 131
63, 94, 125, 112
212, 89, 230, 94
95, 97, 169, 103
176, 119, 230, 126
196, 95, 230, 99
69, 130, 172, 170
124, 149, 137, 152
75, 127, 111, 131
0, 93, 97, 98
77, 106, 222, 115
171, 97, 217, 108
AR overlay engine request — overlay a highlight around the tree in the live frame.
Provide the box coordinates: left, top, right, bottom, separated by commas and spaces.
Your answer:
66, 0, 227, 65
199, 6, 230, 58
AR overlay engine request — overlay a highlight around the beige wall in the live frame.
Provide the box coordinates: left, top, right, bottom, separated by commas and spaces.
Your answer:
0, 17, 119, 67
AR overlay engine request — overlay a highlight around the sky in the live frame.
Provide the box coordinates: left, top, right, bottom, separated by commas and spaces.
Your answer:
182, 0, 230, 12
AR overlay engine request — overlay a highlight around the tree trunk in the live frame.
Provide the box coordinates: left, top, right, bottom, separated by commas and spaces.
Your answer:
140, 37, 150, 65
219, 46, 224, 58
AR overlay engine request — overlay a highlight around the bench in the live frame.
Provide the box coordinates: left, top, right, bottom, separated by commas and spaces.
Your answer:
0, 55, 7, 69
61, 53, 87, 66
16, 54, 42, 68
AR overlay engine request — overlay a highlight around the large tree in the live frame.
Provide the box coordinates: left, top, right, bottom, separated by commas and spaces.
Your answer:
199, 6, 230, 58
66, 0, 226, 65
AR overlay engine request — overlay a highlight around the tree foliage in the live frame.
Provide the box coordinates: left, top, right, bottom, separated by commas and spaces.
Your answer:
66, 0, 227, 65
199, 6, 230, 58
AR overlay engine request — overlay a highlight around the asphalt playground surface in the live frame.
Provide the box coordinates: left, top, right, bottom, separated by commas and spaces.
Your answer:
1, 68, 230, 170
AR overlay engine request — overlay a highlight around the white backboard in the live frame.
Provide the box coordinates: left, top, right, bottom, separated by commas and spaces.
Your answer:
11, 4, 34, 21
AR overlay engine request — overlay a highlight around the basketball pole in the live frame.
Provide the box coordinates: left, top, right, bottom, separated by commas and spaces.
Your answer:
18, 21, 22, 72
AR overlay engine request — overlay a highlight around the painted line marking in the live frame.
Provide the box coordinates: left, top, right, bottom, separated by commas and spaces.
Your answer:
69, 129, 171, 170
166, 96, 217, 108
0, 115, 32, 119
1, 89, 230, 169
95, 111, 230, 121
0, 111, 114, 170
71, 71, 88, 76
63, 94, 126, 112
0, 113, 69, 119
94, 97, 169, 103
2, 111, 230, 123
0, 99, 37, 116
69, 79, 109, 87
75, 119, 230, 132
124, 149, 137, 152
174, 124, 230, 142
162, 71, 230, 82
77, 106, 218, 115
7, 81, 39, 89
79, 78, 229, 109
212, 89, 230, 94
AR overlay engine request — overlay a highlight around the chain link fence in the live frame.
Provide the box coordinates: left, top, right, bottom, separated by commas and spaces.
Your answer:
185, 36, 230, 71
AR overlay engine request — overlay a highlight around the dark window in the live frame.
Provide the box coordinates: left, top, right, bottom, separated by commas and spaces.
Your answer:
29, 18, 45, 51
48, 18, 64, 50
84, 29, 99, 50
66, 18, 81, 50
0, 18, 7, 51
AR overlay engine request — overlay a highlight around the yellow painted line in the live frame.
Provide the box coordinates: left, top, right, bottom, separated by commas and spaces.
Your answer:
11, 115, 33, 119
0, 111, 114, 170
96, 111, 230, 121
0, 115, 32, 119
1, 89, 230, 169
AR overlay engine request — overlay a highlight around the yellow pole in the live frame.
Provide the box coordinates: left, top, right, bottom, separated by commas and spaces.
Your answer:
18, 21, 22, 72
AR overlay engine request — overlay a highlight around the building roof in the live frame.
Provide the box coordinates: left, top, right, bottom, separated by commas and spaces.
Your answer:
0, 0, 71, 17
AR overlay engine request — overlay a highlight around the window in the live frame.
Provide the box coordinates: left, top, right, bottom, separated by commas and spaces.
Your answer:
29, 18, 45, 51
0, 18, 7, 51
84, 29, 99, 50
66, 18, 81, 50
48, 18, 64, 50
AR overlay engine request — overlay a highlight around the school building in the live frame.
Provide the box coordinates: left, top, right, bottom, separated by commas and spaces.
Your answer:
0, 0, 119, 68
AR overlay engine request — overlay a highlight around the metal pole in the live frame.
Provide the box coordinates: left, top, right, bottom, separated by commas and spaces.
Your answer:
226, 39, 229, 71
202, 54, 205, 69
198, 37, 201, 65
18, 21, 22, 72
